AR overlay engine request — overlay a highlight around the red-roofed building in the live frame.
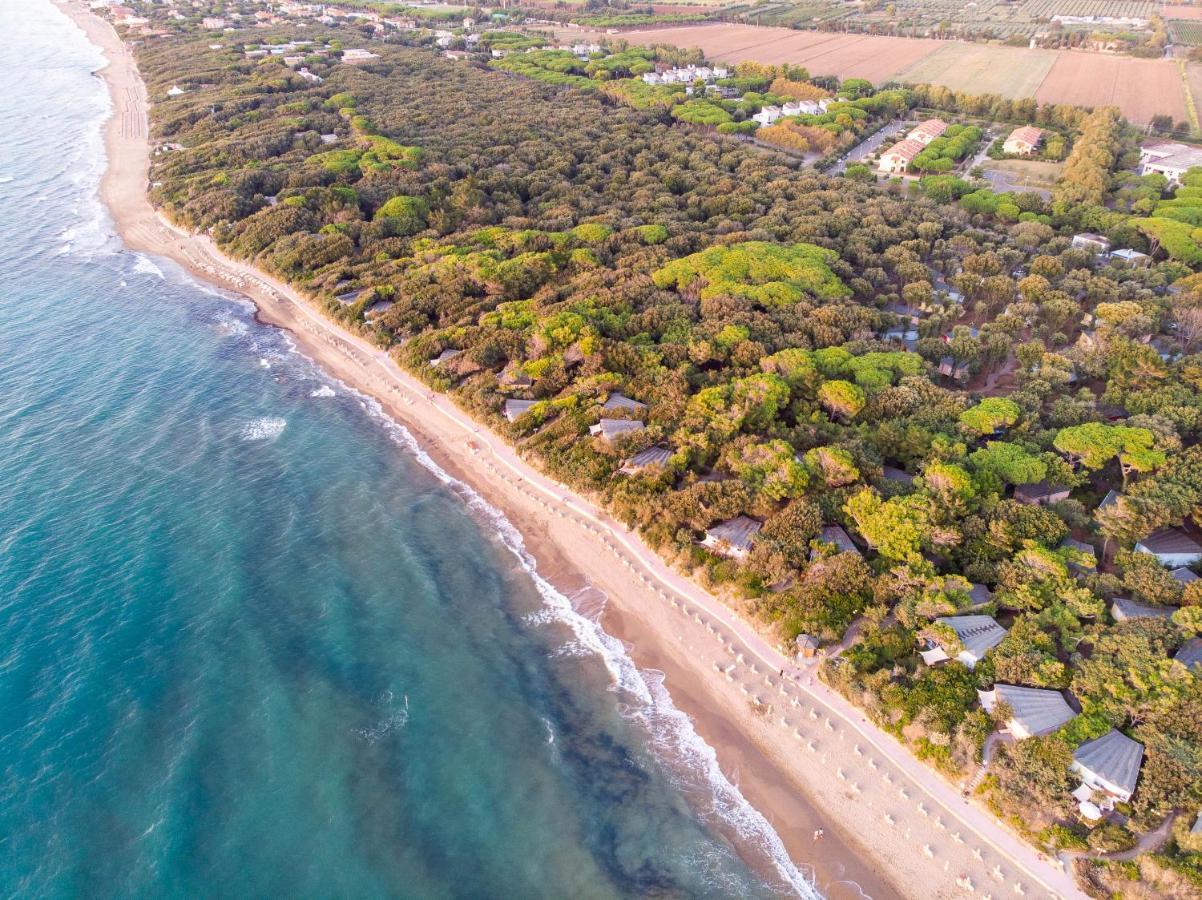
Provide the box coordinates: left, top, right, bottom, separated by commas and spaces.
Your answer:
907, 118, 948, 145
878, 138, 924, 174
1004, 125, 1043, 155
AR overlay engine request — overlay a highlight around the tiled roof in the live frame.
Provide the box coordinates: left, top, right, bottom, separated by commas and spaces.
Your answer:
936, 615, 1007, 660
980, 684, 1075, 737
1137, 527, 1202, 556
1073, 729, 1144, 798
620, 445, 672, 473
1175, 637, 1202, 671
1006, 125, 1042, 145
1111, 596, 1174, 621
705, 515, 762, 554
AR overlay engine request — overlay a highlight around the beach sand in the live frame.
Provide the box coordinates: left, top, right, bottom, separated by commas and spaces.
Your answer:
56, 3, 1089, 897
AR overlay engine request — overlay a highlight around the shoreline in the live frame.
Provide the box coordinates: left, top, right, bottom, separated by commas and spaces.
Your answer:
56, 3, 1090, 897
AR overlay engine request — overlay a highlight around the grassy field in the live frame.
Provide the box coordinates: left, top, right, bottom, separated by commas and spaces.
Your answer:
983, 158, 1065, 187
893, 43, 1059, 98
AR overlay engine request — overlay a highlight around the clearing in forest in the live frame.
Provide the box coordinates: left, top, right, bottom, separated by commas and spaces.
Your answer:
893, 43, 1058, 98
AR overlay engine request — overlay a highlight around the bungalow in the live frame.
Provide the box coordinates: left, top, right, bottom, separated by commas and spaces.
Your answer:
297, 68, 324, 84
1138, 140, 1202, 186
1135, 527, 1202, 567
602, 393, 646, 413
795, 633, 820, 660
1071, 233, 1111, 253
1003, 125, 1043, 156
429, 348, 462, 367
589, 419, 645, 442
1014, 481, 1071, 506
814, 525, 860, 558
167, 85, 186, 97
979, 684, 1075, 739
498, 366, 533, 389
320, 133, 338, 144
907, 118, 947, 145
620, 444, 672, 475
1110, 596, 1174, 622
341, 48, 379, 64
1176, 637, 1202, 671
335, 288, 368, 306
1071, 729, 1144, 806
1171, 567, 1199, 585
1061, 537, 1097, 571
701, 515, 762, 559
1110, 248, 1150, 267
201, 16, 226, 29
1098, 488, 1120, 511
878, 138, 923, 175
882, 327, 919, 350
503, 398, 536, 423
919, 615, 1007, 670
884, 301, 925, 324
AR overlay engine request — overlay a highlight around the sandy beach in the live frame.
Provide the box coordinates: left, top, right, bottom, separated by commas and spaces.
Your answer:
57, 3, 1091, 897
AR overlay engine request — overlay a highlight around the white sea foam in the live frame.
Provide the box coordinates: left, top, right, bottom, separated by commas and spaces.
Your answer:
340, 391, 820, 898
239, 311, 820, 897
0, 175, 13, 184
239, 417, 287, 442
309, 385, 336, 398
258, 358, 271, 369
133, 255, 164, 279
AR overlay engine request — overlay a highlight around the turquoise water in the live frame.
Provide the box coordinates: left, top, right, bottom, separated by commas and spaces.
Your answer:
0, 4, 813, 897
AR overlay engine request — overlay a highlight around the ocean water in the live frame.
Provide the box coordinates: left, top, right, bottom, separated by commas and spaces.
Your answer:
0, 4, 814, 897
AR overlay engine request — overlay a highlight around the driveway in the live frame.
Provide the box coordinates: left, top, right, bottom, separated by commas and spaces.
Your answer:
831, 120, 906, 174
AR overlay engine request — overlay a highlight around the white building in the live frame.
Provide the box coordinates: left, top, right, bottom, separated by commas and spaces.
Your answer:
1139, 140, 1202, 186
1071, 233, 1111, 253
979, 684, 1075, 739
1071, 729, 1144, 806
919, 615, 1007, 670
1003, 125, 1043, 156
878, 138, 923, 175
1135, 526, 1202, 567
341, 48, 379, 64
701, 515, 762, 559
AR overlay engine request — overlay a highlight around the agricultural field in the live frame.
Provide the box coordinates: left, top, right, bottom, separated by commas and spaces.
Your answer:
1022, 0, 1154, 17
1165, 3, 1202, 19
1034, 52, 1188, 124
588, 23, 1195, 124
586, 25, 941, 82
1171, 19, 1202, 46
893, 43, 1060, 98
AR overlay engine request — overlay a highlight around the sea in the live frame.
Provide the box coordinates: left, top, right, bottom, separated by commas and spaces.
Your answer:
0, 3, 816, 897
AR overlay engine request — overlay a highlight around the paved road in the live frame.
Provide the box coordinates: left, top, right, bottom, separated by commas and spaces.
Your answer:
830, 121, 906, 174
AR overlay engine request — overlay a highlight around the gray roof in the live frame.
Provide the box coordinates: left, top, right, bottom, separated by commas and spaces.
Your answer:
817, 525, 859, 555
1175, 637, 1202, 671
620, 445, 672, 473
968, 582, 992, 607
935, 615, 1008, 660
1111, 596, 1174, 621
704, 515, 762, 554
1061, 537, 1095, 557
981, 684, 1075, 737
602, 393, 646, 413
1194, 811, 1202, 835
1073, 729, 1144, 798
590, 419, 645, 441
503, 399, 537, 423
1098, 489, 1120, 510
430, 348, 462, 366
1014, 481, 1070, 502
1137, 527, 1202, 556
1171, 567, 1199, 584
882, 466, 914, 486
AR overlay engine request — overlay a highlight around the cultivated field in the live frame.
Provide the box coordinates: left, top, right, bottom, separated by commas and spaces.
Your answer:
1165, 4, 1202, 19
1034, 52, 1189, 124
1172, 19, 1202, 45
894, 43, 1059, 98
589, 24, 942, 82
580, 23, 1197, 123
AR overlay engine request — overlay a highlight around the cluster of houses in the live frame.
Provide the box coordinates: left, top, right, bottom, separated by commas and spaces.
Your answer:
694, 457, 1202, 825
1138, 139, 1202, 186
1070, 232, 1151, 266
641, 65, 730, 86
752, 98, 833, 127
878, 118, 948, 174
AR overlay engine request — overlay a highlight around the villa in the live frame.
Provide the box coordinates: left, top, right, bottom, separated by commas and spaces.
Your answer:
1071, 729, 1144, 816
919, 615, 1007, 669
